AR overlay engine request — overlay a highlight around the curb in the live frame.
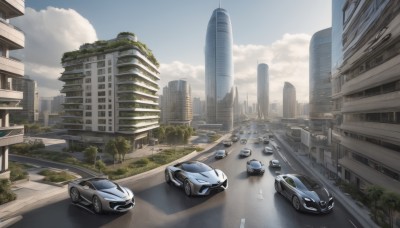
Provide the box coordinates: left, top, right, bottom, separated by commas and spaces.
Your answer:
274, 134, 379, 228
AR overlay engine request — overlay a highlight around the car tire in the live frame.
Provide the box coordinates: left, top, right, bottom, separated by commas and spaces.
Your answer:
165, 170, 171, 184
292, 196, 301, 211
92, 196, 103, 214
184, 179, 192, 197
70, 187, 80, 203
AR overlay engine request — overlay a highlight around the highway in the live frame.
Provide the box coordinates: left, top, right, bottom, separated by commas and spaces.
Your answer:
10, 123, 362, 228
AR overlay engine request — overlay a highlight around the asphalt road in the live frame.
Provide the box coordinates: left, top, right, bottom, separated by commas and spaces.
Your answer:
10, 124, 362, 228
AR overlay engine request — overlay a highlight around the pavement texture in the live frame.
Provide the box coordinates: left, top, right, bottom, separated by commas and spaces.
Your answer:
0, 133, 230, 227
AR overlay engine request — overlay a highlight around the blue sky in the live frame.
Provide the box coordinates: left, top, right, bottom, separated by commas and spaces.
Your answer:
18, 1, 331, 104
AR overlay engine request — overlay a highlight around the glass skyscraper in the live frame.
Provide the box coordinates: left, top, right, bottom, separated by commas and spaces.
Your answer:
205, 7, 234, 131
257, 63, 269, 120
283, 82, 296, 118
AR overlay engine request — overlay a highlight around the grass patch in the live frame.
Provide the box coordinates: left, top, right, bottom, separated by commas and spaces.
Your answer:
9, 162, 29, 182
0, 179, 16, 205
38, 169, 76, 183
105, 147, 195, 180
209, 134, 222, 142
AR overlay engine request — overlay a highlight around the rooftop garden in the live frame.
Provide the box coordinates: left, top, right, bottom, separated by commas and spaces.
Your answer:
62, 33, 159, 67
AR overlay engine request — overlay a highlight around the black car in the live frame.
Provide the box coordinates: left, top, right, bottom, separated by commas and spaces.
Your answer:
274, 174, 334, 213
246, 159, 265, 175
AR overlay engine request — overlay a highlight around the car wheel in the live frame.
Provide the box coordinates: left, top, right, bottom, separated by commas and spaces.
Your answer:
165, 170, 171, 184
70, 187, 80, 203
292, 196, 301, 211
184, 180, 192, 197
92, 196, 103, 214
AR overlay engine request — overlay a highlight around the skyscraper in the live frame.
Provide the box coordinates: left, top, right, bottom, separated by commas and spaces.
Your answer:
164, 80, 192, 126
283, 82, 296, 118
257, 63, 269, 120
60, 32, 160, 150
205, 7, 234, 131
11, 76, 39, 123
0, 0, 25, 179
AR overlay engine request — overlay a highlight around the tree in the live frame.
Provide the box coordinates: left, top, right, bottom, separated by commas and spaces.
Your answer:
84, 146, 98, 164
176, 128, 185, 144
105, 139, 119, 164
366, 185, 384, 220
380, 191, 400, 228
115, 136, 131, 161
95, 160, 106, 173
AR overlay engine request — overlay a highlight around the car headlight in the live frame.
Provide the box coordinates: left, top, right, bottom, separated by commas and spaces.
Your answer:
303, 197, 314, 202
196, 179, 208, 183
329, 197, 333, 201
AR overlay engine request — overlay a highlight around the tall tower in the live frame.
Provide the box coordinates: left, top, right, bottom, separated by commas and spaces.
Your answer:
205, 7, 234, 131
283, 82, 296, 118
257, 63, 269, 120
166, 80, 192, 126
0, 0, 25, 179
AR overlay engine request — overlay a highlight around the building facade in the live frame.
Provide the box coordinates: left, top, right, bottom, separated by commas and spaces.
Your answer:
60, 33, 160, 150
257, 63, 269, 120
332, 0, 400, 193
205, 7, 234, 131
0, 0, 25, 179
11, 76, 39, 123
163, 80, 192, 126
282, 82, 296, 118
309, 28, 334, 172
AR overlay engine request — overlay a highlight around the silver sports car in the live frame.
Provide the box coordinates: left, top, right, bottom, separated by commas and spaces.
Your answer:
165, 161, 228, 196
68, 177, 135, 214
274, 174, 334, 213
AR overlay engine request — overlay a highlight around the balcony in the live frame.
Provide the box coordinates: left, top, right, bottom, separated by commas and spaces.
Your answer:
117, 58, 160, 80
118, 49, 159, 74
0, 18, 24, 49
342, 91, 400, 113
340, 121, 400, 143
0, 125, 24, 147
2, 0, 24, 18
58, 73, 84, 81
60, 85, 83, 93
0, 89, 22, 100
0, 56, 24, 77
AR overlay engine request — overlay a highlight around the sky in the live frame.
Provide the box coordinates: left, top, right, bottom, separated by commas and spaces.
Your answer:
12, 0, 332, 104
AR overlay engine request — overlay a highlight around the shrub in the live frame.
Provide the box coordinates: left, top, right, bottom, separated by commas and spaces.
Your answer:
0, 179, 16, 205
115, 168, 129, 175
9, 162, 28, 182
39, 169, 75, 183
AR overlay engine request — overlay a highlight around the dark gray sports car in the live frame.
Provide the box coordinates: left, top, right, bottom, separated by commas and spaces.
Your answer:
274, 174, 334, 213
68, 177, 135, 214
165, 161, 228, 196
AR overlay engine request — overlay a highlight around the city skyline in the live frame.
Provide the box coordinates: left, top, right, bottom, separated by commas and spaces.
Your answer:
12, 1, 331, 104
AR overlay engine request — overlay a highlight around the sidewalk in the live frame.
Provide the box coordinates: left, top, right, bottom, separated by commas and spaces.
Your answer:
274, 133, 379, 228
0, 132, 230, 226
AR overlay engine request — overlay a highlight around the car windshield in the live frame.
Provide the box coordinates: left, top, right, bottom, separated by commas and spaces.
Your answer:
91, 179, 117, 190
295, 175, 321, 190
250, 161, 262, 168
216, 150, 225, 155
182, 162, 213, 173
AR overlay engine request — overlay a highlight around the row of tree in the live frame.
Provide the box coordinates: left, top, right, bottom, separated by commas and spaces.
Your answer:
366, 185, 400, 228
152, 125, 194, 144
83, 136, 131, 165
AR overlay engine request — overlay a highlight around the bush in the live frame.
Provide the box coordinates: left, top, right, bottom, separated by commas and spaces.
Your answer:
39, 169, 75, 183
9, 162, 28, 182
0, 179, 16, 205
130, 158, 150, 168
115, 168, 129, 175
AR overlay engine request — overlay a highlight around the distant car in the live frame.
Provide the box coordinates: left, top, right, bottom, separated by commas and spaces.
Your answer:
215, 150, 228, 159
165, 161, 228, 196
269, 159, 281, 168
246, 159, 265, 175
274, 174, 334, 213
232, 136, 239, 142
264, 146, 273, 154
68, 177, 135, 214
223, 140, 233, 147
240, 148, 252, 157
263, 138, 270, 144
240, 138, 247, 144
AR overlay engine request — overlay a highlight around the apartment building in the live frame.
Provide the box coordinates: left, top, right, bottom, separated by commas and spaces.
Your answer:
0, 0, 25, 179
60, 33, 160, 150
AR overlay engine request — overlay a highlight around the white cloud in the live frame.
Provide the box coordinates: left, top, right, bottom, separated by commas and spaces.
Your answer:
161, 33, 311, 105
12, 7, 98, 97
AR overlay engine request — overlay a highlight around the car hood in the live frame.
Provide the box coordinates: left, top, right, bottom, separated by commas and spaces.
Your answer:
98, 186, 133, 200
189, 169, 226, 183
303, 188, 330, 202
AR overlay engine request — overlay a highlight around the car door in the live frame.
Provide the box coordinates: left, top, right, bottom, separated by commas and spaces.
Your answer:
80, 181, 95, 202
282, 177, 296, 199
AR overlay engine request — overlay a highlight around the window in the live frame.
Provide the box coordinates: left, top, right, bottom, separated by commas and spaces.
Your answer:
85, 63, 91, 68
98, 84, 105, 89
98, 105, 106, 110
108, 67, 112, 73
108, 111, 112, 117
85, 78, 91, 83
98, 111, 106, 117
108, 75, 112, 81
284, 177, 296, 187
85, 92, 91, 97
108, 104, 112, 109
108, 59, 111, 65
85, 105, 91, 110
97, 61, 105, 68
85, 71, 91, 76
97, 69, 105, 75
85, 119, 92, 124
98, 91, 106, 96
98, 76, 105, 82
98, 98, 106, 103
98, 119, 106, 124
108, 83, 112, 88
85, 112, 92, 117
85, 98, 91, 103
85, 85, 91, 90
98, 126, 106, 131
109, 90, 112, 96
109, 126, 112, 131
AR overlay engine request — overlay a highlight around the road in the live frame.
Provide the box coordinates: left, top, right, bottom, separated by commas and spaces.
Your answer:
10, 123, 362, 228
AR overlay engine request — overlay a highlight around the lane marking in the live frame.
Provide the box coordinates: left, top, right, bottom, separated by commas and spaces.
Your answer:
349, 219, 358, 228
257, 189, 264, 200
240, 218, 245, 228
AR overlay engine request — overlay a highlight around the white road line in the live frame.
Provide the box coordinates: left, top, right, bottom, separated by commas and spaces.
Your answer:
257, 189, 264, 200
240, 218, 245, 228
349, 219, 358, 228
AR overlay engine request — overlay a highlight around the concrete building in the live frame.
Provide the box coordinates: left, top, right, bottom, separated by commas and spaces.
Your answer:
11, 76, 39, 123
205, 7, 234, 131
233, 86, 240, 124
332, 1, 400, 193
283, 82, 296, 118
257, 63, 269, 120
51, 94, 65, 114
309, 28, 334, 174
59, 32, 160, 150
0, 0, 25, 179
162, 80, 192, 126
